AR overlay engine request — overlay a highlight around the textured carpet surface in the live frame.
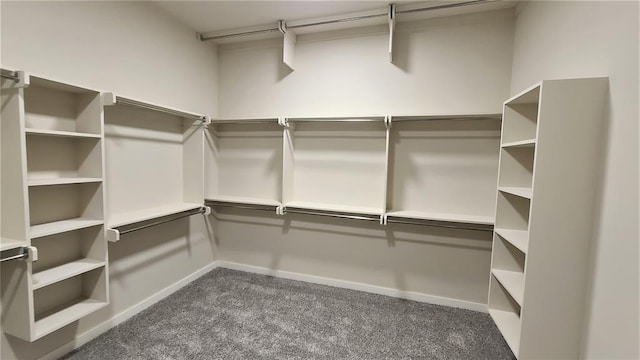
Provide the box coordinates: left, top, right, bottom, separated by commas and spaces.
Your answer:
63, 268, 515, 360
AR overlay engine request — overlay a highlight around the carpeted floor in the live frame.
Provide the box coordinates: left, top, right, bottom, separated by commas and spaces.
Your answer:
62, 268, 515, 360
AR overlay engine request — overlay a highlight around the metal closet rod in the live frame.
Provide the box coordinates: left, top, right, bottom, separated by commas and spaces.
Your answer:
116, 208, 207, 235
287, 117, 385, 123
211, 119, 279, 125
392, 114, 502, 122
200, 0, 498, 41
386, 218, 493, 231
0, 68, 20, 82
207, 201, 278, 212
0, 247, 29, 263
284, 208, 380, 222
115, 96, 208, 122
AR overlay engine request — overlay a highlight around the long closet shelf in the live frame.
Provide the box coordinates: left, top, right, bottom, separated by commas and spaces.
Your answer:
108, 202, 203, 228
498, 187, 533, 199
206, 195, 282, 208
488, 309, 521, 356
0, 238, 26, 252
287, 116, 386, 123
392, 114, 502, 121
501, 139, 536, 148
30, 218, 104, 239
491, 269, 525, 306
32, 259, 104, 290
284, 201, 382, 216
34, 298, 107, 340
28, 178, 103, 187
25, 128, 102, 139
386, 210, 495, 226
495, 228, 529, 253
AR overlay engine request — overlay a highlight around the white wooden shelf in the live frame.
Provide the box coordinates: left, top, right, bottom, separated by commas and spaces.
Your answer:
25, 128, 101, 139
386, 210, 494, 225
108, 202, 203, 228
498, 187, 532, 199
32, 260, 104, 290
489, 309, 521, 356
0, 238, 25, 252
28, 177, 102, 187
30, 218, 103, 239
34, 299, 107, 340
206, 195, 281, 207
494, 228, 529, 253
491, 269, 525, 305
285, 201, 382, 216
501, 139, 536, 148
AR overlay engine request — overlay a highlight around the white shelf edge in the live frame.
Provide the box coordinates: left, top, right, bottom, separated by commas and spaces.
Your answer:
285, 201, 383, 216
32, 259, 105, 290
107, 202, 203, 228
30, 218, 104, 239
501, 139, 536, 148
206, 195, 282, 208
25, 128, 101, 139
28, 177, 103, 187
491, 269, 525, 306
504, 82, 542, 105
498, 186, 533, 200
386, 210, 495, 225
494, 228, 529, 254
33, 299, 107, 340
0, 238, 26, 252
489, 308, 521, 356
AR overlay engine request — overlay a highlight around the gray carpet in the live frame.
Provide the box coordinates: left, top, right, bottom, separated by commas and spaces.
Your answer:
62, 268, 515, 360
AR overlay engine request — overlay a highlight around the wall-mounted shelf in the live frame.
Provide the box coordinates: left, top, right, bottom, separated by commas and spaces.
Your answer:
25, 128, 102, 139
28, 178, 102, 187
206, 195, 282, 208
385, 210, 494, 226
30, 218, 104, 239
501, 139, 536, 148
108, 202, 203, 229
285, 201, 382, 217
32, 259, 105, 290
34, 298, 106, 340
498, 187, 532, 200
494, 228, 529, 253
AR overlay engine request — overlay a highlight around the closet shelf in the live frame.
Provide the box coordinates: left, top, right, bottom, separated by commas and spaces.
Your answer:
1, 238, 25, 252
28, 178, 103, 187
34, 299, 107, 340
494, 228, 529, 253
25, 128, 101, 139
32, 260, 104, 290
498, 187, 533, 199
488, 309, 521, 356
501, 139, 536, 148
491, 269, 525, 306
206, 195, 281, 208
285, 201, 382, 216
386, 210, 494, 226
30, 218, 103, 239
108, 202, 203, 228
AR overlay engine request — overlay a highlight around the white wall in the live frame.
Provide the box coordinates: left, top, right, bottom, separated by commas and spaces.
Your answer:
510, 1, 639, 358
214, 9, 515, 306
0, 2, 218, 359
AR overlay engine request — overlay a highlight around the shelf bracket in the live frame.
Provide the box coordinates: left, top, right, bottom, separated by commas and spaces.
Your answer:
276, 205, 285, 216
102, 92, 117, 107
385, 115, 393, 129
278, 117, 290, 128
381, 214, 388, 225
388, 3, 396, 63
202, 205, 212, 216
279, 20, 296, 71
107, 228, 121, 243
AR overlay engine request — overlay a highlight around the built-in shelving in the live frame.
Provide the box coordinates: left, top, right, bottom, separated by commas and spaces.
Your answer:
30, 218, 103, 239
108, 202, 203, 228
0, 239, 25, 252
206, 195, 282, 208
385, 210, 494, 226
25, 128, 102, 139
28, 177, 103, 187
285, 201, 382, 216
32, 259, 104, 290
489, 78, 608, 359
34, 299, 106, 340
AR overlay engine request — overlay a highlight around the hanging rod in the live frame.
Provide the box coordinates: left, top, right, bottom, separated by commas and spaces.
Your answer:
200, 0, 499, 42
0, 246, 38, 263
0, 68, 20, 82
391, 114, 502, 122
284, 208, 381, 222
206, 200, 280, 212
210, 118, 280, 125
386, 217, 493, 231
115, 96, 208, 122
287, 116, 386, 123
108, 207, 207, 240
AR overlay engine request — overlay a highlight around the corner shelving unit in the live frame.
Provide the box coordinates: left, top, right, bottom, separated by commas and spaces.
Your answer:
488, 77, 608, 359
385, 115, 501, 229
205, 119, 283, 211
1, 72, 108, 342
103, 94, 207, 241
282, 117, 388, 220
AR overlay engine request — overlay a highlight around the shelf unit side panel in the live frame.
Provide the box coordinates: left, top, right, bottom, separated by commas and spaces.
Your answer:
204, 129, 220, 198
182, 121, 204, 204
519, 78, 608, 359
291, 123, 387, 210
104, 105, 185, 220
0, 260, 35, 341
1, 87, 30, 244
387, 120, 501, 218
75, 93, 103, 135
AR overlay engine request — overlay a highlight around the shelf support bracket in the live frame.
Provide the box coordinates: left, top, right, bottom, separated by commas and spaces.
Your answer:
107, 228, 121, 243
279, 20, 296, 71
102, 92, 117, 107
385, 115, 393, 129
202, 205, 212, 216
278, 117, 290, 128
276, 205, 285, 216
388, 3, 396, 63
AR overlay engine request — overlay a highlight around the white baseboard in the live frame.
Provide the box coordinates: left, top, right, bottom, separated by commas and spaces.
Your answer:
217, 261, 488, 313
43, 260, 487, 360
41, 262, 219, 360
